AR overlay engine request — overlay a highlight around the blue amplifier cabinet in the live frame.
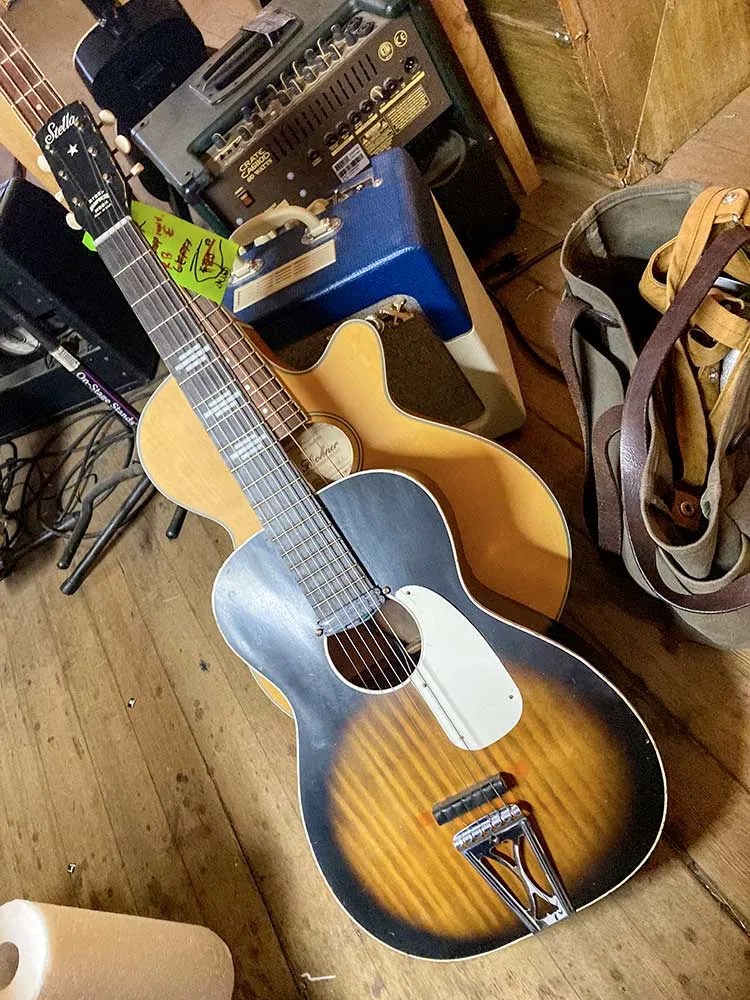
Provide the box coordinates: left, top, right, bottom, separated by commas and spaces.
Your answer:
224, 148, 471, 346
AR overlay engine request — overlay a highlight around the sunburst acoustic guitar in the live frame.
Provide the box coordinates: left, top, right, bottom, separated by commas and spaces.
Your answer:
0, 15, 572, 716
42, 101, 666, 960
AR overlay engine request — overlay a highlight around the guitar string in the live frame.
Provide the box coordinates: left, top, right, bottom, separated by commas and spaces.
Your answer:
23, 48, 524, 927
0, 23, 61, 131
5, 45, 387, 579
0, 37, 470, 789
0, 35, 492, 814
4, 44, 397, 687
110, 226, 494, 810
4, 41, 374, 529
48, 118, 508, 829
106, 219, 499, 807
166, 295, 501, 815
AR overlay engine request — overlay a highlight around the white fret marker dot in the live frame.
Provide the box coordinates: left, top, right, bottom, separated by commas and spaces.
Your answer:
262, 407, 269, 413
36, 104, 42, 111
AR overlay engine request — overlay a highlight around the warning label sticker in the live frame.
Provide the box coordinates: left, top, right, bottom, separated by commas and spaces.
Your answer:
331, 143, 370, 183
361, 119, 395, 156
386, 85, 430, 135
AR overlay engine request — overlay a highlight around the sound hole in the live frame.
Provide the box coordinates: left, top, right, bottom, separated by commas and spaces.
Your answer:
325, 598, 421, 691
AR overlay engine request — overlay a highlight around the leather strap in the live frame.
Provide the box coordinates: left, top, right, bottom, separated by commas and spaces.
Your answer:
591, 405, 624, 554
553, 295, 601, 542
620, 224, 750, 613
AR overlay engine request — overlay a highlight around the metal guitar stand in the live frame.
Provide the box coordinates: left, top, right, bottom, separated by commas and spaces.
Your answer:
0, 294, 187, 593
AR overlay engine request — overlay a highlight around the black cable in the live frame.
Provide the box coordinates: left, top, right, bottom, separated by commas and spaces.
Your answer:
486, 288, 565, 382
480, 237, 567, 382
0, 388, 152, 577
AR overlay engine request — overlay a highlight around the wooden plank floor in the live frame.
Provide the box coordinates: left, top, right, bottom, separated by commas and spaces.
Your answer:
2, 2, 750, 998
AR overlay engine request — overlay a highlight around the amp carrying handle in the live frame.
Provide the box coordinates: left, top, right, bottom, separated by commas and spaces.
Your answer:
620, 224, 750, 614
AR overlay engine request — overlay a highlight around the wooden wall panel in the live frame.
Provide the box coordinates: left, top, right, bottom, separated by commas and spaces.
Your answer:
485, 14, 615, 176
478, 0, 750, 181
636, 0, 750, 169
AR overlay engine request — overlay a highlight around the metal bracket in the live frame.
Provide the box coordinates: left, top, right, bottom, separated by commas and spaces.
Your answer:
453, 804, 574, 933
553, 30, 573, 47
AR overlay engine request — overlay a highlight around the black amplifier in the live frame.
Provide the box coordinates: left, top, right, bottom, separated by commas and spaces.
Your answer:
131, 0, 518, 254
0, 179, 158, 441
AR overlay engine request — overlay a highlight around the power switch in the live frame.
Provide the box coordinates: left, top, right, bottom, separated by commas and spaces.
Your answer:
235, 188, 254, 207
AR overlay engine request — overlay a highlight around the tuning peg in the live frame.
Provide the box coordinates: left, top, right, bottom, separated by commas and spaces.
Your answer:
37, 154, 52, 173
97, 109, 116, 126
128, 162, 145, 179
54, 191, 66, 203
65, 212, 82, 231
114, 134, 132, 155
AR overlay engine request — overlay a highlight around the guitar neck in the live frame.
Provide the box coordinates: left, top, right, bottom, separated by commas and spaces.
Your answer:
96, 218, 381, 630
0, 19, 63, 135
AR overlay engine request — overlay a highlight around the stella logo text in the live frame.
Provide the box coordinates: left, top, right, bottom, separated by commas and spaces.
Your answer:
45, 111, 80, 147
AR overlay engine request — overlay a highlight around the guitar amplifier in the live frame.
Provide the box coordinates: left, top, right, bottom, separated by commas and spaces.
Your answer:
0, 179, 159, 441
225, 149, 524, 438
131, 0, 519, 255
74, 0, 207, 200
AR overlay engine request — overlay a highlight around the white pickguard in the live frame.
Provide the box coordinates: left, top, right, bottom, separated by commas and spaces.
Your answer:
395, 586, 522, 750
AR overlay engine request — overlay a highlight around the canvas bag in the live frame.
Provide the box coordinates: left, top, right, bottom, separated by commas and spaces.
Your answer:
554, 182, 750, 647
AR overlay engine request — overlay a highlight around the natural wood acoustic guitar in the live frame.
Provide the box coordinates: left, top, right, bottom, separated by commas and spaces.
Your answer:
0, 16, 572, 715
43, 102, 666, 960
137, 324, 573, 713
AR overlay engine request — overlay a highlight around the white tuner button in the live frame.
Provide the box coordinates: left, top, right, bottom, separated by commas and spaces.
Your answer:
115, 134, 132, 154
54, 191, 66, 203
65, 212, 82, 231
128, 162, 145, 178
37, 154, 52, 173
98, 109, 116, 126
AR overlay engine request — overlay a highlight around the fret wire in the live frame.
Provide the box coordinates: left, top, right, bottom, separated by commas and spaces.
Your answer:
186, 304, 298, 402
197, 380, 247, 407
296, 560, 361, 587
304, 575, 372, 602
211, 342, 303, 420
135, 261, 304, 438
113, 252, 151, 277
256, 491, 334, 526
149, 304, 191, 331
226, 351, 255, 370
163, 334, 201, 360
133, 278, 170, 305
229, 457, 291, 481
244, 474, 322, 510
278, 524, 353, 561
0, 23, 63, 116
13, 84, 36, 103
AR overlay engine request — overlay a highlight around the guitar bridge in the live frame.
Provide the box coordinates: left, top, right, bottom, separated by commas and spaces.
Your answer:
453, 804, 574, 933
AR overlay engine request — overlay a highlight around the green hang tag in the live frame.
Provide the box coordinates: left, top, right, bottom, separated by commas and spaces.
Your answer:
130, 201, 239, 304
82, 202, 239, 304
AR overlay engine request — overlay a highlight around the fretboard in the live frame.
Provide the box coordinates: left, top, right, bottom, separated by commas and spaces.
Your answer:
97, 218, 382, 631
0, 20, 62, 133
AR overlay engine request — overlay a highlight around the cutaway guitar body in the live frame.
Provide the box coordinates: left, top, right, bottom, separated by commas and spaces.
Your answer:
138, 321, 572, 711
212, 470, 666, 959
